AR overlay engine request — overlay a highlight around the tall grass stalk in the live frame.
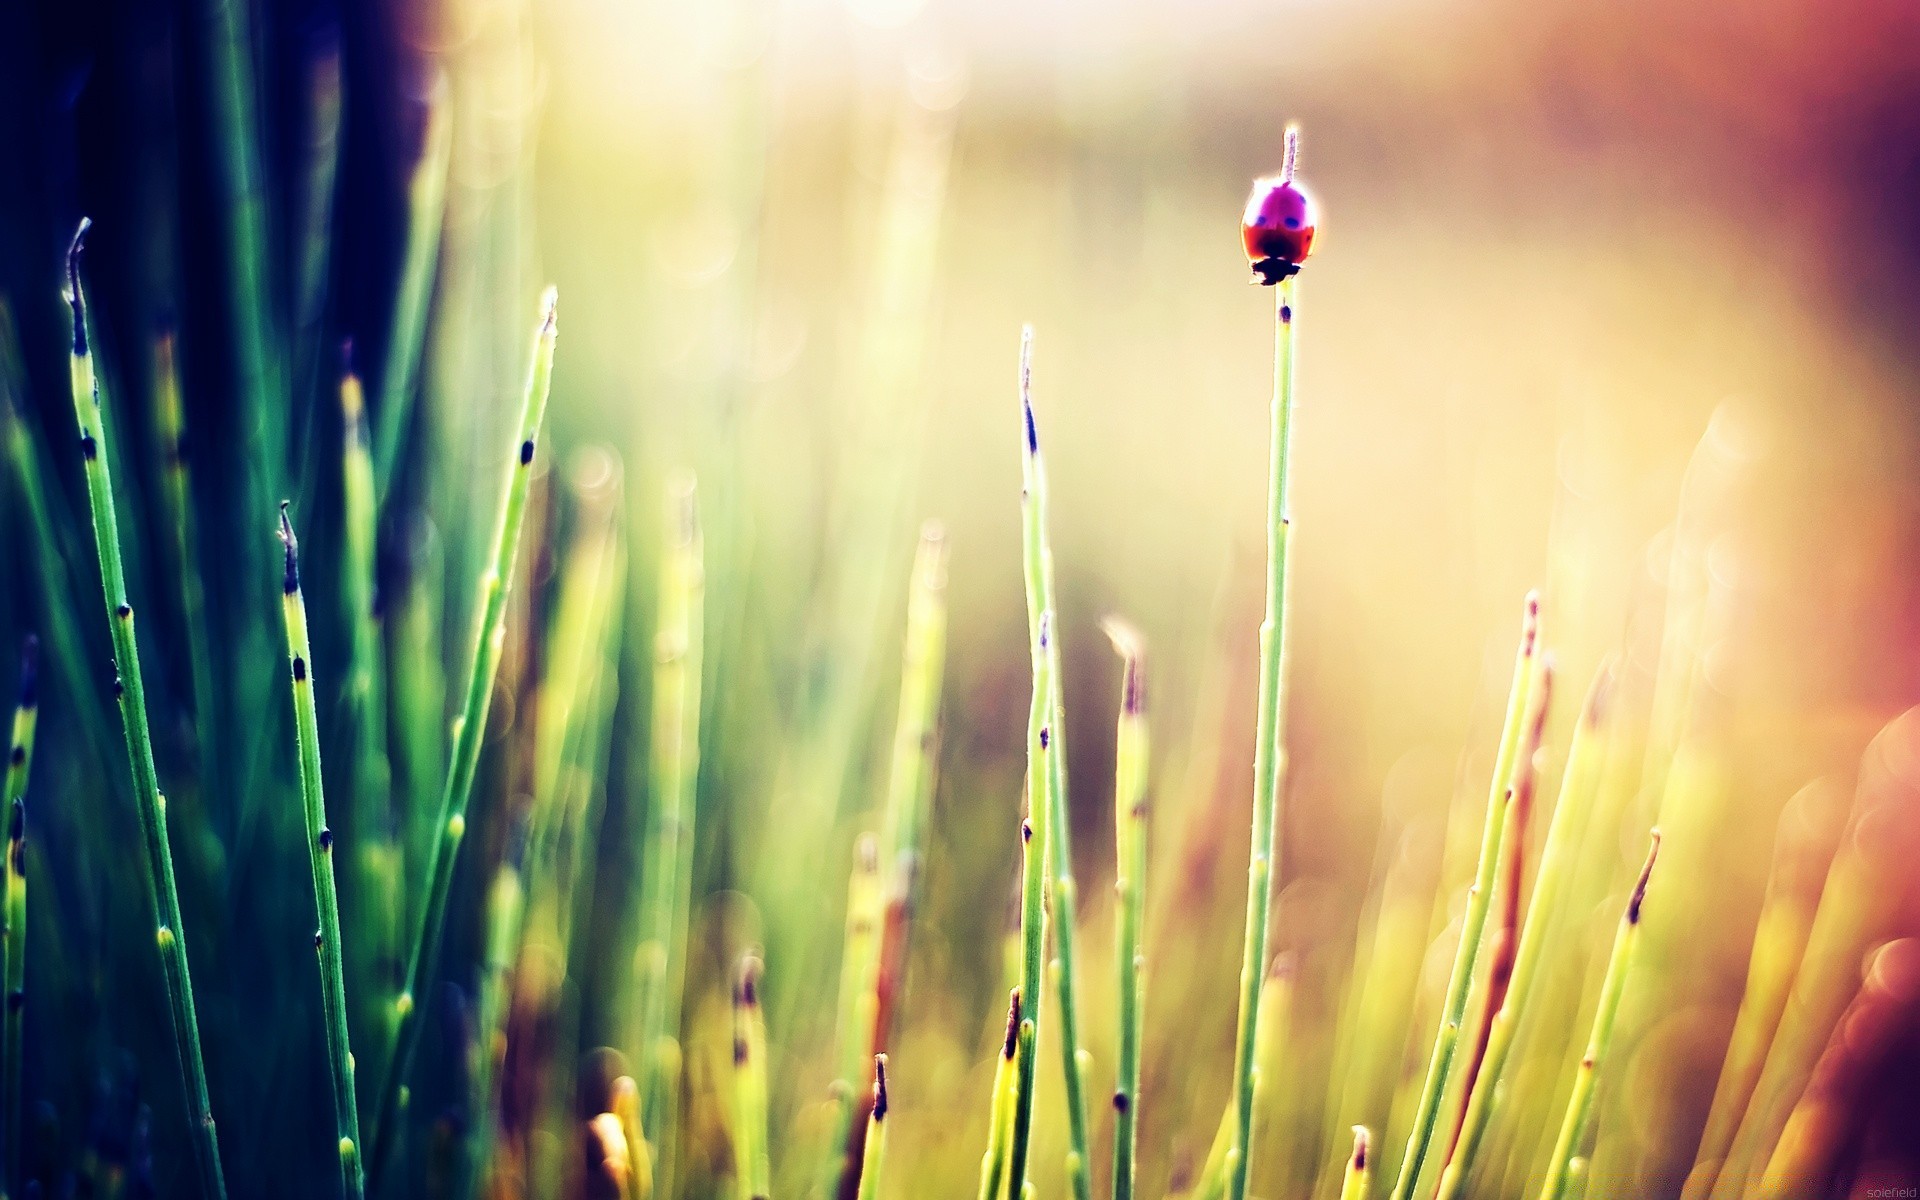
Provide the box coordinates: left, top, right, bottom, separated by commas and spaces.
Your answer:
733, 957, 771, 1200
1104, 619, 1147, 1200
1339, 1127, 1371, 1200
829, 523, 948, 1197
634, 473, 705, 1181
829, 832, 883, 1190
369, 286, 559, 1183
854, 1055, 890, 1200
1537, 831, 1661, 1200
373, 84, 453, 500
277, 505, 365, 1199
64, 220, 228, 1198
978, 989, 1021, 1200
1016, 327, 1094, 1200
1223, 256, 1303, 1200
1197, 956, 1295, 1200
1007, 328, 1058, 1200
152, 332, 223, 806
2, 639, 37, 1200
1436, 663, 1612, 1200
1386, 592, 1542, 1200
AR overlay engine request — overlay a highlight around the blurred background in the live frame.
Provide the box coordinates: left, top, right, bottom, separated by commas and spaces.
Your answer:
4, 0, 1920, 1196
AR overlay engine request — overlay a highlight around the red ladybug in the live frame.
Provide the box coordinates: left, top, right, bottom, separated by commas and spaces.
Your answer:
1242, 164, 1317, 285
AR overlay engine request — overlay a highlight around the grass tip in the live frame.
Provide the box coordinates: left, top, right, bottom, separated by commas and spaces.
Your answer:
278, 502, 301, 595
872, 1054, 889, 1121
736, 955, 763, 1008
1281, 125, 1300, 183
1352, 1126, 1370, 1169
1629, 830, 1662, 924
1002, 988, 1021, 1059
538, 285, 559, 334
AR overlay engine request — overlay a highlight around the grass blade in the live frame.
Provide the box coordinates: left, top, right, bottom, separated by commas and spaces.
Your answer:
1536, 831, 1661, 1200
368, 285, 559, 1185
1105, 619, 1148, 1200
854, 1055, 890, 1200
65, 220, 228, 1198
277, 505, 366, 1199
978, 989, 1021, 1200
2, 639, 37, 1200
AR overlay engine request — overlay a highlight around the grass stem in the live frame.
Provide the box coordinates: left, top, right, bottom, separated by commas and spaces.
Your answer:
732, 957, 770, 1200
1105, 619, 1147, 1200
2, 640, 37, 1200
278, 505, 366, 1199
854, 1055, 890, 1200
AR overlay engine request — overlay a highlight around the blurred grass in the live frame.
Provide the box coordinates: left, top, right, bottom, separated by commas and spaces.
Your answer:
2, 0, 1920, 1198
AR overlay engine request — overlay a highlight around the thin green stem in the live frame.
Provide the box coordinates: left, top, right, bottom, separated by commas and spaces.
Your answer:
1007, 328, 1056, 1200
732, 957, 770, 1200
1105, 619, 1147, 1200
373, 83, 453, 504
2, 640, 38, 1200
65, 221, 228, 1198
1386, 592, 1542, 1200
635, 474, 705, 1188
978, 989, 1020, 1200
1537, 832, 1661, 1200
368, 286, 559, 1187
825, 835, 883, 1198
1017, 327, 1095, 1200
1436, 664, 1613, 1200
278, 506, 366, 1199
854, 1055, 889, 1200
1224, 269, 1302, 1200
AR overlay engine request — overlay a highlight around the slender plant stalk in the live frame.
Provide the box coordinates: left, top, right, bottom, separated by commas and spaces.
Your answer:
1197, 957, 1295, 1200
1436, 664, 1614, 1200
731, 957, 771, 1200
1338, 1128, 1371, 1200
854, 1055, 890, 1200
368, 286, 559, 1184
64, 221, 229, 1199
373, 81, 453, 502
1006, 329, 1057, 1200
1223, 254, 1305, 1200
832, 523, 949, 1199
977, 989, 1021, 1200
635, 474, 705, 1182
278, 505, 366, 1199
1386, 593, 1543, 1200
469, 827, 526, 1193
1537, 832, 1661, 1200
1105, 619, 1148, 1200
2, 640, 37, 1200
338, 355, 403, 1042
826, 835, 884, 1196
1436, 660, 1556, 1187
1015, 326, 1095, 1200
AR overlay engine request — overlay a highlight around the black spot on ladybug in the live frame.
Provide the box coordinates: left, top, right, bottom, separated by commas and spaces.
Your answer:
80, 434, 97, 460
520, 439, 535, 465
292, 656, 307, 682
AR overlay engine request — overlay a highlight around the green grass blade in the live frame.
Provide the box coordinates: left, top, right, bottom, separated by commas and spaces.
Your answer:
373, 82, 453, 502
978, 989, 1020, 1200
854, 1055, 889, 1200
1385, 592, 1542, 1200
278, 506, 366, 1199
368, 286, 559, 1187
1537, 832, 1661, 1200
65, 220, 228, 1199
1105, 619, 1148, 1200
3, 639, 38, 1200
732, 957, 770, 1200
1338, 1128, 1371, 1200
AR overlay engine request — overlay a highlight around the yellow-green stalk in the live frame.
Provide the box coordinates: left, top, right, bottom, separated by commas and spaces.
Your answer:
1433, 658, 1560, 1198
854, 1055, 890, 1200
1537, 832, 1661, 1200
64, 220, 228, 1198
831, 834, 884, 1149
373, 80, 452, 500
278, 505, 366, 1199
1387, 592, 1542, 1200
1007, 328, 1057, 1200
732, 957, 771, 1200
1016, 326, 1094, 1200
2, 640, 37, 1200
1679, 780, 1843, 1200
1338, 1128, 1371, 1200
978, 989, 1021, 1200
369, 286, 559, 1183
1197, 956, 1295, 1200
1105, 618, 1148, 1200
1223, 131, 1308, 1200
635, 474, 705, 1183
829, 524, 949, 1198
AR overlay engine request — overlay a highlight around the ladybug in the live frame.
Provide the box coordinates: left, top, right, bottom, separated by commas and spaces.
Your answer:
1242, 135, 1317, 285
